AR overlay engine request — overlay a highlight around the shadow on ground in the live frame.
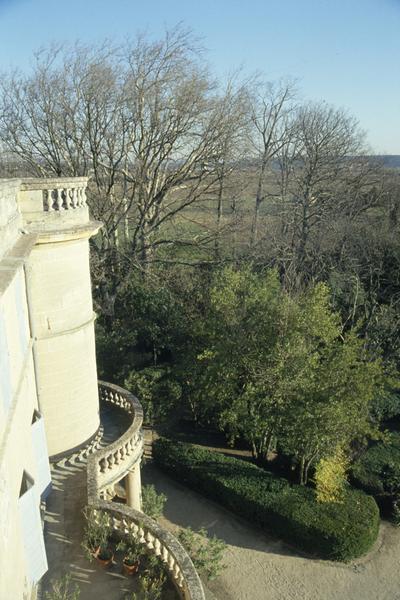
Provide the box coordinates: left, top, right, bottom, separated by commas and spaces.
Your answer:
142, 463, 299, 559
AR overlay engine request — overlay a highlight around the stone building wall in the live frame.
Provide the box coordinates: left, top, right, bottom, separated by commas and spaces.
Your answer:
0, 180, 49, 599
0, 177, 101, 599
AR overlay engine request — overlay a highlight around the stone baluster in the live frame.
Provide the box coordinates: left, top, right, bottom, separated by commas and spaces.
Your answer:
160, 544, 167, 562
47, 189, 55, 211
173, 563, 180, 580
55, 189, 63, 211
138, 527, 146, 544
154, 539, 162, 556
121, 518, 130, 534
145, 531, 155, 549
177, 572, 184, 588
168, 554, 175, 572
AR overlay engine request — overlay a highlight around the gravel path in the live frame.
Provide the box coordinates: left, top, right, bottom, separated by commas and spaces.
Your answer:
143, 463, 400, 600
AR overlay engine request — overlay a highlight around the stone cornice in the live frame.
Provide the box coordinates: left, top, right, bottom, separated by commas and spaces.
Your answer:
20, 177, 89, 190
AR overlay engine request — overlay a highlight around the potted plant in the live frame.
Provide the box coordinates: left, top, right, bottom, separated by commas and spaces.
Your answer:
82, 506, 114, 567
138, 553, 168, 600
139, 571, 166, 600
117, 530, 145, 575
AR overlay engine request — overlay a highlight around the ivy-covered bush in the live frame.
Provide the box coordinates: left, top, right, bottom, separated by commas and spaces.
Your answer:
153, 438, 379, 562
352, 432, 400, 509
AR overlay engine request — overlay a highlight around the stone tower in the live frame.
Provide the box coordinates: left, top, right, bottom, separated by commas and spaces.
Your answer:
18, 178, 102, 458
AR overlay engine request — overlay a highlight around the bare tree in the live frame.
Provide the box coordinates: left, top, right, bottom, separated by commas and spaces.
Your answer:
248, 79, 297, 245
270, 101, 381, 288
0, 27, 247, 316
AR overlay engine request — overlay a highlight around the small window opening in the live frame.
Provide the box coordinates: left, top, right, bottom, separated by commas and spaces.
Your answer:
31, 409, 41, 425
19, 471, 34, 498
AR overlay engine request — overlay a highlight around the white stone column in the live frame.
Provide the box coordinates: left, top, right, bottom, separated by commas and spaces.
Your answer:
125, 463, 142, 511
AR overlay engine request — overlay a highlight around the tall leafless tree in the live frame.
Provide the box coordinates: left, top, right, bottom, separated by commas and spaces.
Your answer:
0, 27, 248, 316
272, 101, 382, 288
248, 79, 297, 245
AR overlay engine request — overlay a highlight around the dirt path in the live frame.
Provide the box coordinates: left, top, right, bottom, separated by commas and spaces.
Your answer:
142, 463, 400, 600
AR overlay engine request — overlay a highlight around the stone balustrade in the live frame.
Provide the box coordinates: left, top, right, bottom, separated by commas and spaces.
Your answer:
87, 381, 205, 600
90, 500, 205, 600
42, 184, 87, 212
90, 381, 144, 498
17, 177, 94, 233
20, 177, 88, 211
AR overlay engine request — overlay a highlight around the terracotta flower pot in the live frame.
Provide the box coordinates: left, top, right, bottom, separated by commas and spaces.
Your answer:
122, 558, 140, 575
94, 546, 114, 568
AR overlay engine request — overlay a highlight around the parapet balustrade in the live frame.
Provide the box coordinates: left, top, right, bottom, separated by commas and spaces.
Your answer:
92, 381, 144, 497
20, 177, 88, 212
43, 183, 87, 212
89, 501, 205, 600
17, 177, 94, 231
86, 381, 205, 600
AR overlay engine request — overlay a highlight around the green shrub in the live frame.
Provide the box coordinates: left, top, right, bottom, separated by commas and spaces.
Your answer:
352, 433, 400, 503
45, 574, 80, 600
178, 527, 226, 580
153, 438, 379, 562
142, 484, 167, 520
124, 366, 181, 425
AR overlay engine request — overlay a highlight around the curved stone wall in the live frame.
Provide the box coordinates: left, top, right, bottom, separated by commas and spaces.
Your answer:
92, 381, 144, 498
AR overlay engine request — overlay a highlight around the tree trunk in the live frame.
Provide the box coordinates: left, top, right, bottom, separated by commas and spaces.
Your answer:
251, 158, 267, 246
214, 170, 224, 260
299, 455, 306, 485
251, 440, 258, 460
231, 196, 237, 261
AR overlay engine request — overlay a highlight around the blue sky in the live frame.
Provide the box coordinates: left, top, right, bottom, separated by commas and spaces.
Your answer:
0, 0, 399, 153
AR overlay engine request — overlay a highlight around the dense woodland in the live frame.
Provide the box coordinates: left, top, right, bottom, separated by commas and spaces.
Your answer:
1, 28, 400, 505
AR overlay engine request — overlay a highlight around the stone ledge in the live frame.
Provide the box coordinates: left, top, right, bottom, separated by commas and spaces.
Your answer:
0, 233, 38, 296
20, 177, 89, 190
29, 220, 102, 243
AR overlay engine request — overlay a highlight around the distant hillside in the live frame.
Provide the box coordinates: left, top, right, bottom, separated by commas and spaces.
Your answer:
236, 155, 400, 170
370, 155, 400, 169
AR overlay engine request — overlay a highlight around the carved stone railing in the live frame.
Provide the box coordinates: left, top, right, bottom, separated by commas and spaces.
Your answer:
91, 381, 143, 498
17, 177, 91, 231
86, 381, 205, 600
20, 177, 88, 211
89, 501, 205, 600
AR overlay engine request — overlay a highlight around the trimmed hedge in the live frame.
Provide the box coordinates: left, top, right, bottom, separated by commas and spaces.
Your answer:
153, 438, 379, 562
352, 433, 400, 507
